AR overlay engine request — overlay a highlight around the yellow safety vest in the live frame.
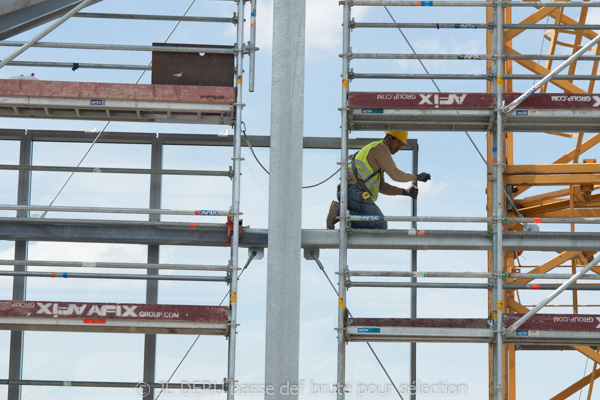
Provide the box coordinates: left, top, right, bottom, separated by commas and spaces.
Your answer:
349, 140, 383, 200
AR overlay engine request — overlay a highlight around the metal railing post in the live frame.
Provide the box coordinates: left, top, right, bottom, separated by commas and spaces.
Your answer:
228, 0, 247, 398
338, 1, 352, 399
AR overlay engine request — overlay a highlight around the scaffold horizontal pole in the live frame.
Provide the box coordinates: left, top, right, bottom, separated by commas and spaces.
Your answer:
349, 281, 600, 290
346, 271, 600, 281
0, 204, 235, 217
347, 53, 492, 60
75, 12, 236, 23
346, 215, 600, 224
0, 41, 235, 54
352, 22, 600, 30
0, 259, 230, 271
352, 73, 600, 80
351, 73, 489, 80
0, 164, 231, 177
4, 60, 150, 70
0, 270, 228, 282
347, 1, 599, 7
0, 216, 226, 229
0, 379, 225, 390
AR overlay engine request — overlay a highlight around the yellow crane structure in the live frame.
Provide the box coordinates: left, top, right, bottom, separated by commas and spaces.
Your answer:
490, 1, 600, 398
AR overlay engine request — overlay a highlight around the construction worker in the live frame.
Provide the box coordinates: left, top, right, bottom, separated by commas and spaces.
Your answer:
326, 131, 431, 229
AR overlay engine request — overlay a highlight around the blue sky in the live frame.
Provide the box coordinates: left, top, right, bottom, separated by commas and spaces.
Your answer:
0, 0, 599, 399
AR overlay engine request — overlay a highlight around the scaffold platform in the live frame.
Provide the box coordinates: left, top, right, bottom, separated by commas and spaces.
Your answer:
0, 300, 230, 335
0, 79, 235, 124
346, 313, 600, 346
348, 92, 600, 132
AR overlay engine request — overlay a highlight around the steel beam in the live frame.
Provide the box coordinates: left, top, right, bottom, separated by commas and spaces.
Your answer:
3, 220, 600, 251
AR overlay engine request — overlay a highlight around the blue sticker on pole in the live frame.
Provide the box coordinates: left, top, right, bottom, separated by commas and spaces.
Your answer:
357, 328, 381, 333
360, 109, 383, 114
515, 330, 528, 336
90, 100, 105, 106
515, 110, 528, 116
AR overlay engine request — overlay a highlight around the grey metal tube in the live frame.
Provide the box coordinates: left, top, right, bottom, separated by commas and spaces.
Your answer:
1, 217, 226, 229
349, 1, 599, 6
410, 142, 418, 400
75, 12, 235, 23
348, 53, 492, 60
227, 0, 247, 397
347, 271, 600, 281
343, 215, 600, 224
349, 281, 600, 290
0, 260, 230, 271
493, 2, 504, 398
2, 60, 149, 70
352, 73, 489, 80
352, 22, 600, 30
0, 270, 228, 282
0, 41, 236, 54
0, 379, 224, 390
0, 164, 231, 177
249, 0, 258, 92
0, 0, 97, 69
338, 1, 352, 398
505, 33, 600, 113
506, 253, 600, 335
0, 204, 234, 217
349, 281, 489, 289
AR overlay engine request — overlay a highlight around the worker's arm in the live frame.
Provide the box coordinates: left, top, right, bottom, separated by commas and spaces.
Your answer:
369, 144, 417, 183
379, 175, 406, 196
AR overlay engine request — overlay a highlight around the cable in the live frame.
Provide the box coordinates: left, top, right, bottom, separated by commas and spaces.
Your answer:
241, 121, 341, 189
155, 250, 257, 400
311, 251, 404, 400
382, 4, 525, 219
40, 0, 196, 218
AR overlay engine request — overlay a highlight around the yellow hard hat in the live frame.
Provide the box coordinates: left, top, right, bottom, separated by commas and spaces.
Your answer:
385, 131, 408, 144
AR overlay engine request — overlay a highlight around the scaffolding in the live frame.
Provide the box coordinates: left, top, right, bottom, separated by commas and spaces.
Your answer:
0, 1, 255, 399
338, 1, 600, 399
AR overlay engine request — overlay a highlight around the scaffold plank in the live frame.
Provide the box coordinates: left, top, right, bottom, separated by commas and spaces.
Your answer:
0, 79, 235, 124
0, 300, 229, 335
345, 314, 600, 345
348, 92, 600, 132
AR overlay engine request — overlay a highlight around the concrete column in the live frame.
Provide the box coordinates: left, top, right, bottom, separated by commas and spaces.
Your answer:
265, 1, 306, 399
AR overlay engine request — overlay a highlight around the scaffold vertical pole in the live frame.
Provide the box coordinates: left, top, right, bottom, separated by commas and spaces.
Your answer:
410, 143, 419, 400
8, 133, 31, 400
228, 0, 246, 398
338, 1, 352, 399
492, 1, 505, 399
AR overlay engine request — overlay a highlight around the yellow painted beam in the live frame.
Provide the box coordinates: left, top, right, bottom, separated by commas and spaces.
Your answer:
506, 164, 600, 175
506, 298, 530, 313
575, 346, 600, 364
523, 209, 600, 218
505, 47, 585, 93
510, 251, 580, 286
549, 366, 600, 400
506, 174, 600, 186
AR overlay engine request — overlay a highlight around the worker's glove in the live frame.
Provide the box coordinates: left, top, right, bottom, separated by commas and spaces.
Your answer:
406, 186, 418, 199
417, 172, 431, 182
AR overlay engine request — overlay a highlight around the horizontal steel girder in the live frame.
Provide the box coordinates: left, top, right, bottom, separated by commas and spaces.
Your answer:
1, 219, 600, 251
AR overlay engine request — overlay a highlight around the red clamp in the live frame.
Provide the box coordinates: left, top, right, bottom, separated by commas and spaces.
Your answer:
226, 217, 244, 247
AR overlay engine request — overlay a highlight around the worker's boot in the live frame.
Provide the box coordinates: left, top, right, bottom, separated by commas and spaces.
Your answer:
326, 200, 340, 229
